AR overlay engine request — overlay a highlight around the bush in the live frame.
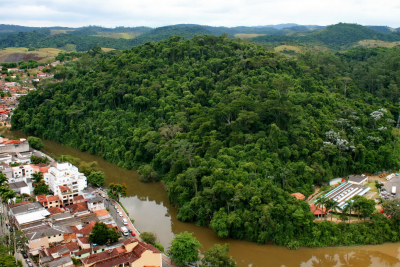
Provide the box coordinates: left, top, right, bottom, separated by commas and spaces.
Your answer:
140, 232, 157, 245
27, 136, 44, 150
154, 242, 164, 252
138, 165, 160, 183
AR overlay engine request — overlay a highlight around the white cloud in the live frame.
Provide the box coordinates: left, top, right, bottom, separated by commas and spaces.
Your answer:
0, 0, 398, 28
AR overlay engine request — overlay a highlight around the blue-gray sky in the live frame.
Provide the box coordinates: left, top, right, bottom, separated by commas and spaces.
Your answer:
0, 0, 399, 28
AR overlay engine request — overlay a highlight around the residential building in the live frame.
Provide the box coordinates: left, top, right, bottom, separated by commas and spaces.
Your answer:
0, 164, 13, 179
0, 152, 12, 164
87, 195, 105, 212
9, 180, 30, 195
36, 195, 61, 208
11, 164, 34, 181
44, 162, 87, 205
81, 238, 162, 267
11, 151, 32, 164
0, 138, 29, 153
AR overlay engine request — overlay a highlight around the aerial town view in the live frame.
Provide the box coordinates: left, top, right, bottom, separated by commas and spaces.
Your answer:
1, 0, 400, 267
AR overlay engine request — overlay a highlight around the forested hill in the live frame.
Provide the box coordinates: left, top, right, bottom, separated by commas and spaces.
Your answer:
253, 23, 400, 48
12, 36, 400, 247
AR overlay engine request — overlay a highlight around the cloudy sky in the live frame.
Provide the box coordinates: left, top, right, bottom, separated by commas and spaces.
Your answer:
0, 0, 399, 28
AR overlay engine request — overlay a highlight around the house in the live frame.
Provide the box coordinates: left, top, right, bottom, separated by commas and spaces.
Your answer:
0, 138, 29, 153
43, 242, 79, 259
348, 175, 368, 185
44, 162, 87, 204
65, 202, 90, 215
9, 180, 30, 195
310, 205, 329, 217
25, 225, 65, 254
0, 164, 13, 179
0, 152, 12, 164
80, 187, 97, 200
11, 151, 32, 164
73, 195, 85, 204
81, 238, 162, 267
87, 195, 105, 212
7, 68, 18, 73
290, 193, 306, 200
46, 256, 73, 267
11, 164, 34, 181
36, 195, 61, 208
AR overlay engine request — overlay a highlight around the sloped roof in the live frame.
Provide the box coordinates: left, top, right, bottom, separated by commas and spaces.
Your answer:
47, 207, 64, 215
93, 209, 110, 217
291, 193, 306, 200
310, 205, 329, 215
79, 221, 96, 236
45, 242, 79, 256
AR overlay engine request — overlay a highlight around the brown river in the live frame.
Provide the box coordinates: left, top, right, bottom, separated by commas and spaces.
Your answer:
8, 131, 400, 267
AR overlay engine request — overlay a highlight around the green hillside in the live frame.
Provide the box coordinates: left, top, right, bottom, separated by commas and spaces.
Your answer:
12, 36, 400, 248
253, 23, 400, 49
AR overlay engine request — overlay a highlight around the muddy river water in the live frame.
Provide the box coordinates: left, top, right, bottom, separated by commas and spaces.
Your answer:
8, 131, 400, 267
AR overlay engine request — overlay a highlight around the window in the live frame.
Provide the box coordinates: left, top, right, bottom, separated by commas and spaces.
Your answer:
49, 202, 52, 204
48, 237, 50, 239
59, 234, 61, 236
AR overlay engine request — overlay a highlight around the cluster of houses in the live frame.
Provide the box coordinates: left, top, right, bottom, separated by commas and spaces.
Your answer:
1, 138, 162, 267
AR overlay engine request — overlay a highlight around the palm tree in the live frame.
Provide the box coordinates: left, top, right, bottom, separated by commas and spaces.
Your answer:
0, 172, 8, 187
315, 196, 327, 220
344, 199, 355, 223
32, 172, 44, 184
325, 199, 340, 221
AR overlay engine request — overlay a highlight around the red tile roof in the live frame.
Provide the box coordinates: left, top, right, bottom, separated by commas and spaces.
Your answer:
82, 247, 127, 265
44, 242, 79, 256
67, 202, 89, 214
291, 193, 306, 200
58, 185, 71, 192
74, 195, 84, 201
93, 209, 110, 217
4, 140, 21, 144
46, 207, 64, 215
36, 195, 47, 203
47, 195, 60, 202
79, 221, 96, 236
310, 205, 329, 216
78, 236, 90, 244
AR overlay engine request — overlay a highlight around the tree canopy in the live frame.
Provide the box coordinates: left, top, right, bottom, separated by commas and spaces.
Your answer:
11, 35, 400, 248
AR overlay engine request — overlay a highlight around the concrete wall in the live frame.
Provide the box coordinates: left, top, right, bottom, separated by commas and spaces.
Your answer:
0, 142, 29, 153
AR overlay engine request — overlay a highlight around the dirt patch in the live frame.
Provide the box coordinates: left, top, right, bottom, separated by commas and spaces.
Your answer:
0, 53, 44, 62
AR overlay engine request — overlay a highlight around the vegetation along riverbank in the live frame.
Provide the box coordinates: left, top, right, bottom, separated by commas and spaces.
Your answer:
11, 35, 400, 248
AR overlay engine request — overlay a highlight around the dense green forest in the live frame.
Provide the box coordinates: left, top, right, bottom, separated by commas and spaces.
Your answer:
12, 36, 400, 248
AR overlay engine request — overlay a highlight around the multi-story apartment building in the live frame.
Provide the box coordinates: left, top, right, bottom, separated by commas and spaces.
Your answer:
44, 162, 87, 207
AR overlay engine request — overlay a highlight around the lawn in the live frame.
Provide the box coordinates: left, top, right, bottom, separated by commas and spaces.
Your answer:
0, 47, 64, 63
234, 33, 266, 39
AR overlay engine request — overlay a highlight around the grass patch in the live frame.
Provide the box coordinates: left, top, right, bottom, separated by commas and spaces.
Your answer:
365, 181, 379, 193
118, 201, 129, 215
59, 44, 76, 52
355, 40, 400, 48
94, 32, 140, 39
234, 33, 266, 39
0, 47, 63, 63
101, 47, 116, 52
274, 45, 302, 53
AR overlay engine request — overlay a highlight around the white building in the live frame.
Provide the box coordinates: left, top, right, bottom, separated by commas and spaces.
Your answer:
11, 165, 35, 182
44, 162, 87, 206
87, 195, 105, 212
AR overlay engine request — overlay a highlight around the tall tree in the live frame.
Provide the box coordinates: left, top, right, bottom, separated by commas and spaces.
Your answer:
201, 243, 236, 267
168, 231, 202, 266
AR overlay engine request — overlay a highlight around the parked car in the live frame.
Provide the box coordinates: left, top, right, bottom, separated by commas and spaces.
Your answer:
122, 218, 128, 225
381, 188, 387, 192
9, 227, 13, 232
119, 211, 123, 217
131, 232, 136, 237
22, 252, 28, 259
26, 259, 33, 267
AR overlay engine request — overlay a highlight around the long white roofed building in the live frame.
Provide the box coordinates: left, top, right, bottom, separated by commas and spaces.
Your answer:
323, 182, 371, 210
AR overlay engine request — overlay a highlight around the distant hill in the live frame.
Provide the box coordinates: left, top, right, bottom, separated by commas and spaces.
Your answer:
253, 23, 400, 49
365, 26, 396, 34
1, 23, 399, 52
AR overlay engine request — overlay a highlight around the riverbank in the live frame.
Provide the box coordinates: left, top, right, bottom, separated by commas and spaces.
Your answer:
7, 130, 400, 267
